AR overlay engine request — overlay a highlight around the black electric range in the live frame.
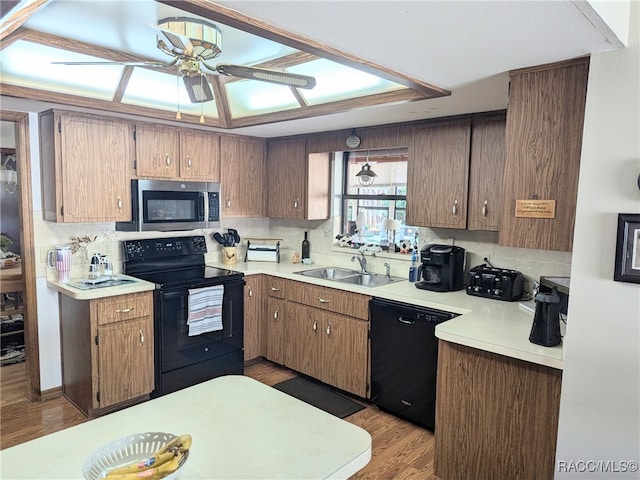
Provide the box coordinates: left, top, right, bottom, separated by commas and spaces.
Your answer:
122, 235, 245, 397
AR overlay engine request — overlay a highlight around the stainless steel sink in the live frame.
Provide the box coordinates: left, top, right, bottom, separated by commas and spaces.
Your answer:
295, 267, 406, 288
336, 272, 405, 288
296, 267, 360, 280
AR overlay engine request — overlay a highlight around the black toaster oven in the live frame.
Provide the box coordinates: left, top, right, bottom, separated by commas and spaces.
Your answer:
466, 264, 524, 301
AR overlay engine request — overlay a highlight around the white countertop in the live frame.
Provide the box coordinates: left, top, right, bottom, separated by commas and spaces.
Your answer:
215, 260, 565, 370
46, 274, 156, 300
0, 375, 372, 479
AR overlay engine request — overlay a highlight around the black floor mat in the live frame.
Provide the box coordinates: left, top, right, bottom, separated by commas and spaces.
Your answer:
272, 376, 365, 419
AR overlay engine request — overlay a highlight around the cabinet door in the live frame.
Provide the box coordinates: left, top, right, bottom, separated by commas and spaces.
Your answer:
220, 135, 265, 217
58, 114, 132, 222
265, 296, 286, 365
500, 59, 588, 251
244, 274, 264, 361
407, 119, 471, 229
97, 316, 154, 408
468, 115, 506, 231
321, 313, 369, 398
135, 123, 179, 179
179, 130, 220, 181
267, 138, 306, 219
285, 301, 322, 378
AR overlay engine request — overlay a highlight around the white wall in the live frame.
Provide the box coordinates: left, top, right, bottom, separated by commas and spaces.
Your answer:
555, 1, 640, 477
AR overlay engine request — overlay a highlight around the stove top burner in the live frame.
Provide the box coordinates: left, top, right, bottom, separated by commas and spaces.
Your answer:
133, 265, 243, 289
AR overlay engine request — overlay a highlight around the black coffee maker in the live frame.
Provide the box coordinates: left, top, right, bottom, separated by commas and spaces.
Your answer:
529, 289, 562, 347
416, 244, 465, 292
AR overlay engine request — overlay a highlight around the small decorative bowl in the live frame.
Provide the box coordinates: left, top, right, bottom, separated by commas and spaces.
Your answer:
82, 432, 189, 480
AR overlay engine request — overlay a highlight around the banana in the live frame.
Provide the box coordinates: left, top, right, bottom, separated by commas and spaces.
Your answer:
105, 435, 192, 478
105, 450, 187, 480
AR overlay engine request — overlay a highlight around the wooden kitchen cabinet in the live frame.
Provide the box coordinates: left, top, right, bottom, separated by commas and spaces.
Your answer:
39, 110, 133, 222
500, 57, 589, 251
435, 341, 562, 480
267, 137, 330, 220
286, 281, 370, 398
59, 291, 154, 417
264, 276, 288, 365
243, 274, 264, 362
134, 123, 220, 181
220, 135, 266, 217
468, 114, 506, 231
407, 119, 471, 229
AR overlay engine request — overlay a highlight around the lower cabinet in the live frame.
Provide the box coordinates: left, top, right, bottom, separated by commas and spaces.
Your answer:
285, 280, 371, 398
243, 274, 264, 361
59, 291, 154, 417
435, 341, 562, 480
264, 276, 288, 366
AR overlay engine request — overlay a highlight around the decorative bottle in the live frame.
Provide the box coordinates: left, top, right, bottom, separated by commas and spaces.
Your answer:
302, 231, 310, 260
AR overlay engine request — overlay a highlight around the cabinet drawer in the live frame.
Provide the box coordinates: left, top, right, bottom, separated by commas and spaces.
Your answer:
265, 277, 288, 299
289, 283, 370, 320
95, 292, 152, 325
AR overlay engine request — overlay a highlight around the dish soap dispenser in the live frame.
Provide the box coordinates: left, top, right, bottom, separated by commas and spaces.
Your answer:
302, 231, 310, 260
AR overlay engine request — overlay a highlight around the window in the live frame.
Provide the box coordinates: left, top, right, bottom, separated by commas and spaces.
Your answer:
341, 148, 417, 249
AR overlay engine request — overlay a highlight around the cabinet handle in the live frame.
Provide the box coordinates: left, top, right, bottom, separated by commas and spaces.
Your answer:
482, 200, 488, 217
248, 286, 253, 298
294, 198, 299, 210
274, 309, 279, 321
452, 199, 459, 216
226, 198, 231, 209
318, 297, 330, 303
117, 196, 122, 210
139, 329, 144, 345
313, 320, 318, 333
116, 307, 133, 313
165, 153, 171, 167
187, 156, 192, 168
326, 323, 332, 336
271, 287, 281, 292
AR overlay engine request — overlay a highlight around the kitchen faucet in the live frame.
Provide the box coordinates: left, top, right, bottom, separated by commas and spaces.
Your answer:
351, 251, 375, 273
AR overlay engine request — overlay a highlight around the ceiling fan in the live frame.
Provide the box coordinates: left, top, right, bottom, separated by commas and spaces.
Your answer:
53, 17, 317, 103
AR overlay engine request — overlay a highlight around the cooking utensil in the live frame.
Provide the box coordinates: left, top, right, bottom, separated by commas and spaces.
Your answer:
228, 229, 240, 245
211, 232, 226, 245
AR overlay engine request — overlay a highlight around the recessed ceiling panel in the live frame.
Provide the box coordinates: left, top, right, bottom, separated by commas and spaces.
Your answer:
0, 41, 122, 99
225, 80, 299, 118
289, 59, 405, 105
122, 68, 218, 117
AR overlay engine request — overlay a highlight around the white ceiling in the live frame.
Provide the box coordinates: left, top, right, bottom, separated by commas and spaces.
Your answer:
3, 0, 629, 138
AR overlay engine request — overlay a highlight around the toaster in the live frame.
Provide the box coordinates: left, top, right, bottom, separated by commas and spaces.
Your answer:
466, 264, 524, 301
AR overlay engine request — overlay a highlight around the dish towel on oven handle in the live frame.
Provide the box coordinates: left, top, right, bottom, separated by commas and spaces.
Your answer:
187, 285, 224, 336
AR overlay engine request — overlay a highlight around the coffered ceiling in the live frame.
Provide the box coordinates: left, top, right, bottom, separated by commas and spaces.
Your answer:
0, 1, 628, 138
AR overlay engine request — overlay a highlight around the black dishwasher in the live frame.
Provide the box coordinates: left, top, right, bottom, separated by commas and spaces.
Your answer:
370, 298, 458, 431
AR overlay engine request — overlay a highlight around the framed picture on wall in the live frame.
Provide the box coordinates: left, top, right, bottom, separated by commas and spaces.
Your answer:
614, 213, 640, 284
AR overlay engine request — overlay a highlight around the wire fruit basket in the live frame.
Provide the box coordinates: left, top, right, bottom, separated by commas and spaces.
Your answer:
82, 432, 189, 480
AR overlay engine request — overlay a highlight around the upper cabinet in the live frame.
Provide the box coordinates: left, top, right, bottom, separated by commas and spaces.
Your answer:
407, 119, 471, 229
468, 115, 506, 231
267, 137, 330, 220
134, 123, 220, 182
220, 135, 266, 217
39, 110, 133, 223
500, 58, 589, 251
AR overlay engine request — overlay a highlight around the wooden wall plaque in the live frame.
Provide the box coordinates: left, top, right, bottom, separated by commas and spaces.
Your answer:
515, 199, 556, 218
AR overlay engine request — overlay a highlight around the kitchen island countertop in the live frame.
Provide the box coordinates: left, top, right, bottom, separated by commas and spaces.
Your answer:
212, 259, 565, 370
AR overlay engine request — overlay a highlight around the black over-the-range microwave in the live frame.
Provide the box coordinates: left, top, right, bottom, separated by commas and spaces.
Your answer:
115, 179, 220, 232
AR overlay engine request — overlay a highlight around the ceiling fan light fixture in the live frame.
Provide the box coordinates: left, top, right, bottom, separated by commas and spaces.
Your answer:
183, 74, 214, 103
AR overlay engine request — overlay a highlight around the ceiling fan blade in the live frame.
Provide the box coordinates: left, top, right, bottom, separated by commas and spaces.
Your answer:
52, 59, 177, 68
214, 64, 316, 90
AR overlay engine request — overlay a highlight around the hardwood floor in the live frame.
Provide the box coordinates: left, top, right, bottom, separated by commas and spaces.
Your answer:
0, 360, 438, 479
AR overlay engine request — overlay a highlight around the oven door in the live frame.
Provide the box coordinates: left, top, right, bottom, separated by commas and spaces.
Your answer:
156, 279, 244, 374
